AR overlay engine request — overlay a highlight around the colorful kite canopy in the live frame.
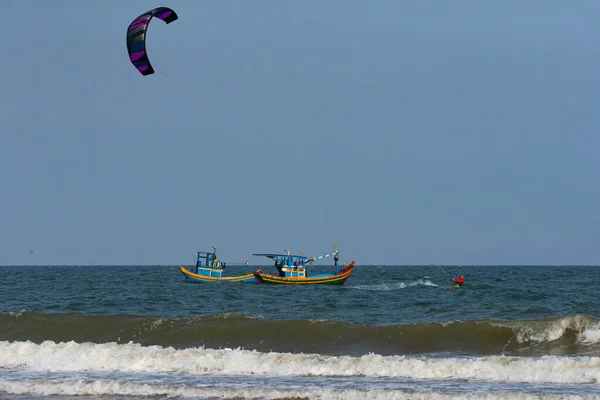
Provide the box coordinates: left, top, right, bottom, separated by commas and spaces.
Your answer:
126, 7, 178, 76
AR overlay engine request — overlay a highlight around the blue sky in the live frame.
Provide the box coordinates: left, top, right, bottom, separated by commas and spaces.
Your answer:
1, 1, 599, 265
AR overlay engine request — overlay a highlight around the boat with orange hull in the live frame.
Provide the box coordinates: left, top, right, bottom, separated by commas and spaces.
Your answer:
252, 247, 355, 285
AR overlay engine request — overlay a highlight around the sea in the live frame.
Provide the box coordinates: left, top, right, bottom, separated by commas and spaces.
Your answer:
1, 264, 600, 400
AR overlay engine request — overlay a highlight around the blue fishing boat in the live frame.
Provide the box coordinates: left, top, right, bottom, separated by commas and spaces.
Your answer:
252, 246, 355, 285
179, 247, 256, 283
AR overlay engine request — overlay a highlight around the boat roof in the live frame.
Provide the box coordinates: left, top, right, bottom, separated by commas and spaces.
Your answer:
253, 253, 308, 262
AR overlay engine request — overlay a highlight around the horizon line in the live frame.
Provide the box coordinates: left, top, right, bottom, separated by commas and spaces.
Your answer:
1, 264, 598, 267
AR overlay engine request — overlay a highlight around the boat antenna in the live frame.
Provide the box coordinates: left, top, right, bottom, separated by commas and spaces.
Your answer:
284, 249, 290, 255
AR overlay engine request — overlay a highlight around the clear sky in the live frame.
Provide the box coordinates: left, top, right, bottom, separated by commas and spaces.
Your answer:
1, 1, 599, 266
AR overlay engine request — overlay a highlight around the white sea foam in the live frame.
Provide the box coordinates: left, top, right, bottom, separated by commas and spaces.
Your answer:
352, 280, 440, 291
0, 378, 596, 400
494, 314, 600, 345
580, 327, 600, 344
2, 340, 600, 384
6, 310, 27, 317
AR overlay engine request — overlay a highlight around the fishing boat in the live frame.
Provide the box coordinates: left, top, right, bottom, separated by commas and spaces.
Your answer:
252, 246, 355, 285
179, 247, 256, 283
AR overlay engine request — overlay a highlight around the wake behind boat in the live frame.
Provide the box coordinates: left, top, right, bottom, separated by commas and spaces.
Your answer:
252, 246, 355, 285
179, 247, 256, 283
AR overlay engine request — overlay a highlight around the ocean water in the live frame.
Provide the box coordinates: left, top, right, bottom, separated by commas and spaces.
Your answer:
1, 264, 600, 399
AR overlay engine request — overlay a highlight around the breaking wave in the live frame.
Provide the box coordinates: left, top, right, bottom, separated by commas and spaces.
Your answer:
2, 340, 600, 384
1, 312, 600, 356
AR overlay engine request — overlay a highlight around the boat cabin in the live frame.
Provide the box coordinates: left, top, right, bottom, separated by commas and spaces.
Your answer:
253, 253, 309, 278
194, 249, 224, 278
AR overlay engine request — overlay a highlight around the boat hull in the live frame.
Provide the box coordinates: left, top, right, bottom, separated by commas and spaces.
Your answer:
179, 266, 256, 283
252, 262, 355, 285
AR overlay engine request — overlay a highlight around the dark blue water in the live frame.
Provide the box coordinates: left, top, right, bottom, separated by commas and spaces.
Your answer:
2, 265, 598, 323
1, 265, 599, 399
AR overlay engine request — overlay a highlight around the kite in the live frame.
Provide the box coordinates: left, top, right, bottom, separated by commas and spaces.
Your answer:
126, 7, 178, 76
